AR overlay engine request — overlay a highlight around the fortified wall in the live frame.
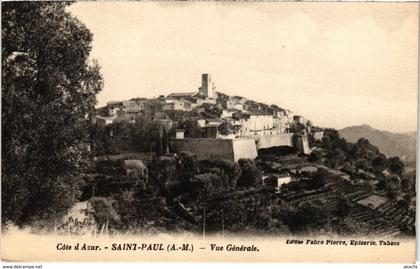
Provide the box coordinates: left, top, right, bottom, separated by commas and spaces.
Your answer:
170, 138, 257, 162
293, 135, 311, 155
256, 133, 294, 149
170, 133, 312, 162
232, 138, 259, 161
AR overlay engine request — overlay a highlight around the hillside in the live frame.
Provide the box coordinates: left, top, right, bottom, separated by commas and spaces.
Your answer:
339, 124, 416, 164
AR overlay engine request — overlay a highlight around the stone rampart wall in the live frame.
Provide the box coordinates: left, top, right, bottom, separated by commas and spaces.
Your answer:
171, 133, 311, 162
232, 138, 258, 161
171, 138, 234, 161
256, 133, 294, 149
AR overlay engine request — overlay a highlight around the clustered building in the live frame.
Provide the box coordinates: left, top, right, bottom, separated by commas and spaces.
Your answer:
95, 74, 321, 160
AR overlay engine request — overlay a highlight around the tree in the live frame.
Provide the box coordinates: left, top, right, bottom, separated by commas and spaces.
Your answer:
387, 157, 404, 176
377, 176, 401, 200
129, 115, 164, 153
372, 154, 387, 174
154, 132, 164, 157
288, 122, 306, 134
162, 128, 169, 155
191, 173, 222, 199
328, 148, 347, 168
91, 124, 117, 155
148, 156, 177, 186
401, 171, 416, 194
284, 201, 331, 233
308, 148, 324, 162
177, 151, 199, 181
2, 2, 102, 227
199, 159, 241, 188
218, 121, 240, 136
355, 158, 369, 171
310, 169, 328, 188
177, 120, 202, 138
237, 159, 261, 187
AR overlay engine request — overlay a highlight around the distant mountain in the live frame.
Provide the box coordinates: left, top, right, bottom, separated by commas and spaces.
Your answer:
401, 131, 417, 140
339, 124, 416, 164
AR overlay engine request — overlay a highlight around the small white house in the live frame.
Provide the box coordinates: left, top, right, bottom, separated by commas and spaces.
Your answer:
263, 173, 292, 192
175, 129, 185, 139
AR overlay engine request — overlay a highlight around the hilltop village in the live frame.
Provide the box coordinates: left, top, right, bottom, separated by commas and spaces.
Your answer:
95, 74, 323, 160
59, 74, 415, 237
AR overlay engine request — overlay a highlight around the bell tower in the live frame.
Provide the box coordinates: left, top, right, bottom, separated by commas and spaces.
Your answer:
199, 73, 215, 99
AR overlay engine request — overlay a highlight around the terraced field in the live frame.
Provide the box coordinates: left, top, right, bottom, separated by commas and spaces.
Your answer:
199, 171, 414, 236
280, 174, 414, 236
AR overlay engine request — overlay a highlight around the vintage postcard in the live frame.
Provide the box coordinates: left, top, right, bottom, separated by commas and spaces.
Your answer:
1, 1, 417, 263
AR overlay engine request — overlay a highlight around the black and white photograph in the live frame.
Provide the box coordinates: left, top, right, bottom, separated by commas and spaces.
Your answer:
1, 1, 417, 263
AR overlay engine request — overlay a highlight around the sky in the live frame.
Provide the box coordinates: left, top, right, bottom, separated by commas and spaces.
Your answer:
68, 2, 418, 133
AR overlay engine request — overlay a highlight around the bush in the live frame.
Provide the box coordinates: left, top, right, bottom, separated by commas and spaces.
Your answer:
336, 196, 351, 217
281, 201, 332, 234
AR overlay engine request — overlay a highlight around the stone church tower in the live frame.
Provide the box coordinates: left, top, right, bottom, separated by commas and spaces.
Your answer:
198, 73, 215, 99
